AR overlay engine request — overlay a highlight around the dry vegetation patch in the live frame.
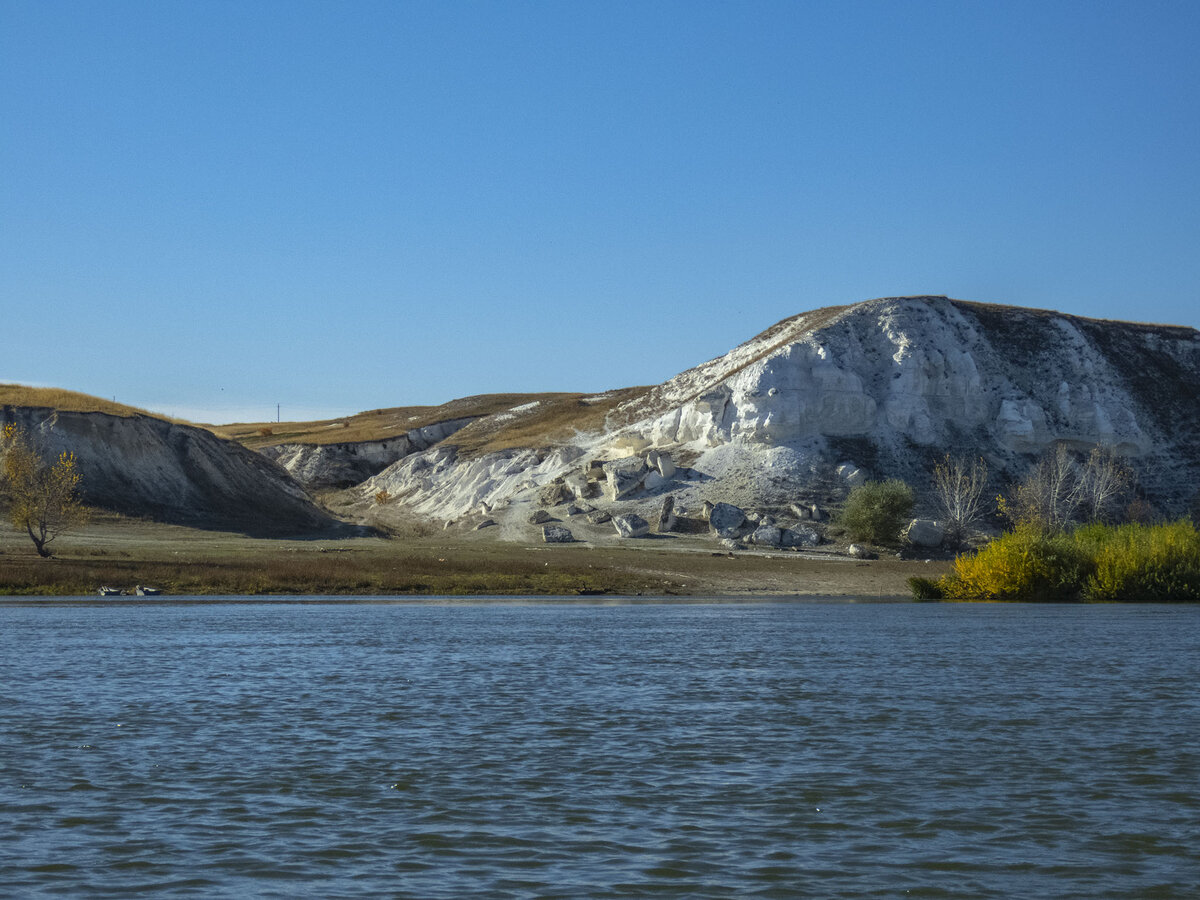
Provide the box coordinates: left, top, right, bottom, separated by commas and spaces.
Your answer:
0, 385, 174, 420
213, 393, 561, 448
448, 389, 647, 455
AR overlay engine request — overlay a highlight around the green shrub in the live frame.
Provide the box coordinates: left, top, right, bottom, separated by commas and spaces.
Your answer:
838, 479, 914, 545
918, 520, 1200, 602
1079, 521, 1200, 602
908, 576, 944, 601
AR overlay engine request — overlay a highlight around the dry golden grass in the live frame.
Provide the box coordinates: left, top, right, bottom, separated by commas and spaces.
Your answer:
448, 388, 648, 455
213, 393, 561, 448
948, 298, 1196, 334
0, 384, 177, 420
213, 389, 652, 456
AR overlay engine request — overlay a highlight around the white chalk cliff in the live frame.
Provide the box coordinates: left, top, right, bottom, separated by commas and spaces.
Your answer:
347, 296, 1200, 529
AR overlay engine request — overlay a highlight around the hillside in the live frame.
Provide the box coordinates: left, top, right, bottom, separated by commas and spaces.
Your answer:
9, 296, 1198, 545
214, 393, 560, 449
223, 392, 647, 490
335, 296, 1200, 538
1, 399, 335, 536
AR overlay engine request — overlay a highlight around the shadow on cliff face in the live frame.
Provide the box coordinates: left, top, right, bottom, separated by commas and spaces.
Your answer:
2, 407, 343, 538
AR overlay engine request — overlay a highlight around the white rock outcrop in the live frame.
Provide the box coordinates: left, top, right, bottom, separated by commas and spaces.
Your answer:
343, 296, 1200, 531
261, 416, 476, 489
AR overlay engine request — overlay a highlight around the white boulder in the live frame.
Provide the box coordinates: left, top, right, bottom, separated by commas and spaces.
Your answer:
750, 524, 783, 546
604, 457, 648, 500
903, 519, 945, 548
709, 502, 746, 538
613, 514, 651, 538
780, 526, 820, 547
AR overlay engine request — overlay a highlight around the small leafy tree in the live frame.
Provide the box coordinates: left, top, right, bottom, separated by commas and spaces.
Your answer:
838, 479, 913, 545
0, 424, 89, 557
932, 454, 989, 547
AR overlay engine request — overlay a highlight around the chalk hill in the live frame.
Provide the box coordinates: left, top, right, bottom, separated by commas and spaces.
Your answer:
1, 396, 335, 536
334, 296, 1200, 532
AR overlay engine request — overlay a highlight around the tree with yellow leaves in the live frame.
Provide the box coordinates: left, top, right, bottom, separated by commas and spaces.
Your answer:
0, 424, 89, 557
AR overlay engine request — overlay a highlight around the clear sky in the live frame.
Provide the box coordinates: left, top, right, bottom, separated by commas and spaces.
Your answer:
3, 1, 1198, 423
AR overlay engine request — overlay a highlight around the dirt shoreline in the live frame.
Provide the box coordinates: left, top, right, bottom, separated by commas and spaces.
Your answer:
0, 515, 952, 599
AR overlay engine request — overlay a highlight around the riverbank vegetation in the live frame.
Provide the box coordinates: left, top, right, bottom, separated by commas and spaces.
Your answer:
910, 520, 1200, 602
838, 479, 914, 545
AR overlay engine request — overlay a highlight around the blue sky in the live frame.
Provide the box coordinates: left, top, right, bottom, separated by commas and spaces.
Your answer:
3, 1, 1198, 423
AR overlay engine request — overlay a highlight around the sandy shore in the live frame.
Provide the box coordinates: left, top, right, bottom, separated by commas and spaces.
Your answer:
0, 514, 953, 599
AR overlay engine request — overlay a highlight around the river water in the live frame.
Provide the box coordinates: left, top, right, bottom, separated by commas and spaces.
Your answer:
1, 599, 1197, 898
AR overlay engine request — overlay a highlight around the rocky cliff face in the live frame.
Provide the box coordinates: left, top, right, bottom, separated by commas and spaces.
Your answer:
344, 296, 1200, 531
1, 407, 335, 535
259, 416, 477, 489
613, 296, 1193, 456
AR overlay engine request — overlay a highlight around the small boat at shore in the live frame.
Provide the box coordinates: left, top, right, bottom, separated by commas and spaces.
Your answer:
97, 587, 124, 597
135, 586, 162, 596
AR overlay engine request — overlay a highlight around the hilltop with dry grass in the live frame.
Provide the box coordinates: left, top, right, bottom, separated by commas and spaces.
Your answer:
0, 384, 175, 420
212, 393, 554, 448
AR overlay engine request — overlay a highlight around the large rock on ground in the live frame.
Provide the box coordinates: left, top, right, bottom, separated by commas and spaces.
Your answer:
539, 481, 572, 507
750, 524, 783, 546
613, 513, 651, 538
604, 457, 649, 500
657, 495, 676, 532
542, 524, 574, 543
780, 526, 820, 547
903, 519, 945, 548
708, 502, 746, 538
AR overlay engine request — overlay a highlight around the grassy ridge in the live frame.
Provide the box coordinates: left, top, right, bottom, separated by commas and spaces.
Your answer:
0, 385, 173, 420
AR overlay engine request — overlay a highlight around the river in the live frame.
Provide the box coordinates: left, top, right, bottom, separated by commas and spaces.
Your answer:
1, 599, 1197, 897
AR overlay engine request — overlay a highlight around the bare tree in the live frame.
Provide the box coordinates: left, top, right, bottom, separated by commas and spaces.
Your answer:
1002, 443, 1086, 531
1078, 446, 1133, 522
1002, 443, 1132, 532
932, 454, 989, 546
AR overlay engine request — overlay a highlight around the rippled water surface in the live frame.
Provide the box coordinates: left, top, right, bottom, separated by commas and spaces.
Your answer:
1, 600, 1198, 897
